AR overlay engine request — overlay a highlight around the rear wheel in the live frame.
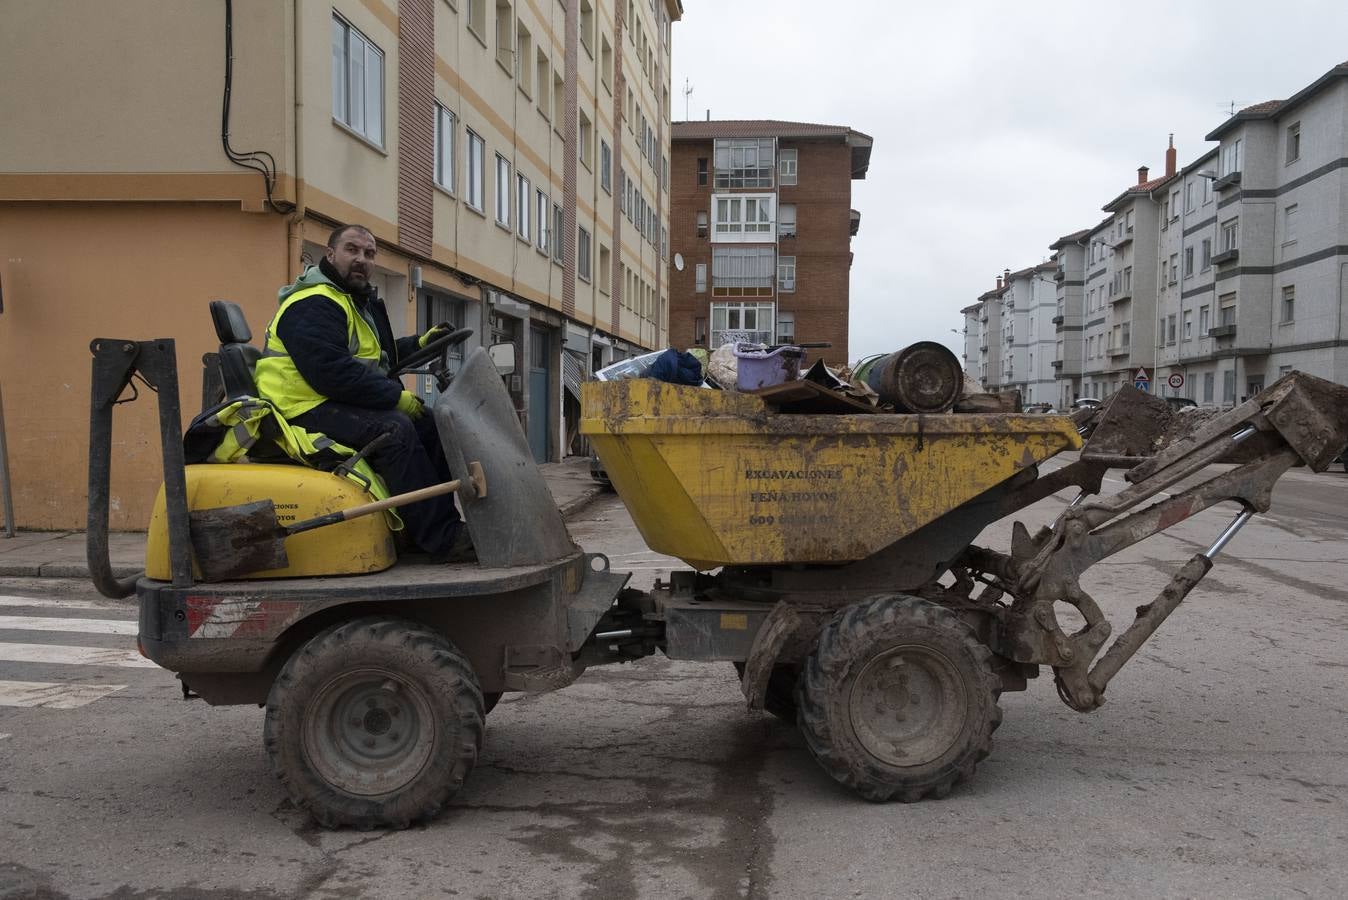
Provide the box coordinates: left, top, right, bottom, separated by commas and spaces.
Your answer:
796, 595, 1001, 802
264, 617, 484, 829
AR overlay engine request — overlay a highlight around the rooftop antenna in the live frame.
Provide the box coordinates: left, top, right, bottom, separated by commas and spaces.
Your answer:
682, 78, 693, 121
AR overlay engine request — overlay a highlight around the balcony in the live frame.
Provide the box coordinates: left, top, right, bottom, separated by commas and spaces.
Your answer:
1110, 292, 1132, 305
1213, 171, 1242, 191
1110, 233, 1133, 249
980, 344, 988, 352
1054, 268, 1066, 282
1209, 324, 1237, 338
1109, 344, 1131, 359
1051, 314, 1064, 325
1051, 359, 1063, 369
980, 314, 988, 324
1212, 248, 1239, 266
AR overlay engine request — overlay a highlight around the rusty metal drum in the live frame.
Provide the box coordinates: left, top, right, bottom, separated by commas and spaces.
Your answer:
865, 342, 964, 413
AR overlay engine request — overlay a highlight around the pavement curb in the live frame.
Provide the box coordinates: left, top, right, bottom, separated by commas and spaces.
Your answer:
558, 483, 612, 521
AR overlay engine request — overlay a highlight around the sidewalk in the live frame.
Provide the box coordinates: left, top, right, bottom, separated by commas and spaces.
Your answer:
0, 456, 609, 579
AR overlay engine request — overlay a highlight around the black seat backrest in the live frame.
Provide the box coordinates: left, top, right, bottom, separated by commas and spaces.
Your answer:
209, 300, 261, 400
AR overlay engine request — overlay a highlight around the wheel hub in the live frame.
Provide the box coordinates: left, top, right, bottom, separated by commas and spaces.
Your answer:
304, 669, 435, 796
849, 644, 968, 768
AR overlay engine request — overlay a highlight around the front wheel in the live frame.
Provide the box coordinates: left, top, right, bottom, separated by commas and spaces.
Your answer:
264, 617, 485, 829
796, 595, 1002, 802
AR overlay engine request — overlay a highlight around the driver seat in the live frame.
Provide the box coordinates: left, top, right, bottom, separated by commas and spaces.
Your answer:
209, 300, 262, 400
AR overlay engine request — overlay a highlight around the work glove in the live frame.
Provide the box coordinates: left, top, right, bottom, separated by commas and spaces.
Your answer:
396, 390, 425, 420
418, 322, 454, 348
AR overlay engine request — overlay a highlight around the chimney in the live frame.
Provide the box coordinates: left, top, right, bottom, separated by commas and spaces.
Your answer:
1165, 133, 1177, 177
1004, 268, 1011, 284
995, 276, 1003, 290
1137, 165, 1149, 185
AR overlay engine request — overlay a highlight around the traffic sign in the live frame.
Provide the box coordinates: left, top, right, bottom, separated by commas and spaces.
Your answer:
1133, 366, 1150, 392
1167, 372, 1185, 390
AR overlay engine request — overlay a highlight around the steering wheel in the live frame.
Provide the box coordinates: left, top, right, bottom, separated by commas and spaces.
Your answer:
389, 328, 474, 377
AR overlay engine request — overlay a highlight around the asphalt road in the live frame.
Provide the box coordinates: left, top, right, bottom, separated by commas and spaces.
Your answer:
1, 462, 1346, 899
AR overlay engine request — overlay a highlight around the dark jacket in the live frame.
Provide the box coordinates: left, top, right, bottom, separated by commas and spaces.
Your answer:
650, 348, 703, 386
274, 257, 420, 409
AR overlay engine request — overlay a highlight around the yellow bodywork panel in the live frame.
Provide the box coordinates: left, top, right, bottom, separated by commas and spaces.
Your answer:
581, 380, 1082, 570
145, 464, 397, 580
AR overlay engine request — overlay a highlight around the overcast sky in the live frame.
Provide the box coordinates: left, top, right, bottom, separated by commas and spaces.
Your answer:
669, 0, 1348, 363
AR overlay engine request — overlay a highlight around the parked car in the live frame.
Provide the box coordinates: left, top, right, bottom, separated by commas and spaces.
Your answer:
1164, 396, 1198, 412
1071, 398, 1102, 410
1023, 402, 1057, 414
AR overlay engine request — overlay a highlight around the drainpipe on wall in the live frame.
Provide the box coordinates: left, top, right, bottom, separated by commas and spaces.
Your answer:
287, 0, 308, 282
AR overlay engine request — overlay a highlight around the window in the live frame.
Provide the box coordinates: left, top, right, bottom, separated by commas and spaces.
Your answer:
1281, 285, 1295, 323
778, 204, 797, 238
1199, 305, 1210, 336
1286, 121, 1301, 163
579, 0, 594, 55
779, 148, 797, 186
1203, 372, 1214, 403
552, 203, 563, 263
1167, 314, 1176, 345
600, 35, 612, 92
694, 317, 707, 344
1184, 181, 1195, 213
1223, 369, 1236, 404
467, 0, 486, 38
710, 300, 774, 347
1168, 253, 1178, 285
776, 312, 795, 343
1125, 209, 1134, 232
1123, 266, 1132, 292
1183, 246, 1193, 277
598, 244, 611, 294
548, 70, 564, 129
600, 140, 612, 193
694, 263, 707, 293
515, 20, 532, 94
577, 226, 592, 281
1201, 238, 1212, 270
1219, 294, 1236, 326
1170, 190, 1180, 221
713, 138, 774, 188
1220, 138, 1242, 176
712, 194, 774, 241
434, 104, 455, 192
578, 111, 592, 168
1221, 218, 1239, 252
466, 130, 485, 211
516, 173, 530, 241
712, 247, 775, 296
495, 1, 513, 72
494, 154, 511, 226
331, 14, 384, 145
535, 189, 549, 253
1283, 204, 1299, 246
696, 157, 708, 186
777, 255, 796, 292
1202, 175, 1212, 205
536, 50, 550, 119
1183, 311, 1192, 340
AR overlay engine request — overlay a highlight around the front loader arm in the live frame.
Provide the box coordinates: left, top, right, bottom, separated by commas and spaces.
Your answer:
973, 372, 1348, 712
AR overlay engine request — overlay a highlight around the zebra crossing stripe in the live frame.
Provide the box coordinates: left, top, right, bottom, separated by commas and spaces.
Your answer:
0, 642, 156, 668
0, 615, 137, 636
0, 680, 128, 709
0, 595, 122, 612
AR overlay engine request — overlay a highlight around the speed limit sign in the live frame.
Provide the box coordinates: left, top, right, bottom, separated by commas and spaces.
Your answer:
1167, 372, 1184, 390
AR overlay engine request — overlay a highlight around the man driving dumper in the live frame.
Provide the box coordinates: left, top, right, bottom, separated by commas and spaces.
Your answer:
253, 223, 474, 563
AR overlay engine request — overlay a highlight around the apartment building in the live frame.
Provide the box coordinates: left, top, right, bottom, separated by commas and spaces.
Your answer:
0, 0, 681, 530
1035, 62, 1348, 408
1049, 228, 1091, 407
667, 120, 873, 367
970, 278, 1006, 390
998, 263, 1058, 404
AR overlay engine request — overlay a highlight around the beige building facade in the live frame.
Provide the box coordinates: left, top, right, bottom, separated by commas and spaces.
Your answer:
0, 0, 680, 530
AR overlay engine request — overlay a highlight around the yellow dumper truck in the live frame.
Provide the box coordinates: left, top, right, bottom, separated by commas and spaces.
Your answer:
89, 311, 1348, 826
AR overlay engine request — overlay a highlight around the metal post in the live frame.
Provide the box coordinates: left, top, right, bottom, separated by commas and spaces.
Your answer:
1204, 508, 1254, 559
0, 376, 14, 538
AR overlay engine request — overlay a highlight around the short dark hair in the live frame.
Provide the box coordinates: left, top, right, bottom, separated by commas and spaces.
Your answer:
327, 223, 375, 249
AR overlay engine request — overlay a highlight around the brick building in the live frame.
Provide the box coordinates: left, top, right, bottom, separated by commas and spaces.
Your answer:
667, 120, 872, 367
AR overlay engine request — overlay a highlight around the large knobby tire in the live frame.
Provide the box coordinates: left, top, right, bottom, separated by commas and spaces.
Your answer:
264, 617, 485, 829
796, 595, 1002, 802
